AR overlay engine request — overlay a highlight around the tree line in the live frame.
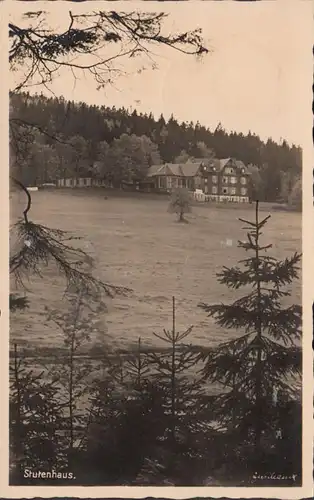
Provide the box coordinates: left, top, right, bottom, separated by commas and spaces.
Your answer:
10, 92, 301, 204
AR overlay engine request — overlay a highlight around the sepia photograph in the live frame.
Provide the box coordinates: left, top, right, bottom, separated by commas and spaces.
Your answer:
5, 0, 312, 495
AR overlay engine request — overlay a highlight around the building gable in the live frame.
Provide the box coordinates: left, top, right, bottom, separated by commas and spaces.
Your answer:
220, 158, 249, 176
180, 162, 202, 177
147, 164, 170, 177
148, 162, 203, 178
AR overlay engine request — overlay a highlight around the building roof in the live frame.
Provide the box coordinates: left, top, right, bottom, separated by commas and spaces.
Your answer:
212, 158, 249, 173
146, 164, 167, 177
147, 158, 249, 177
147, 162, 202, 178
180, 162, 203, 177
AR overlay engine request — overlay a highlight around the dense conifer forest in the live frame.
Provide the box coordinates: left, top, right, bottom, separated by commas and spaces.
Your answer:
10, 92, 301, 204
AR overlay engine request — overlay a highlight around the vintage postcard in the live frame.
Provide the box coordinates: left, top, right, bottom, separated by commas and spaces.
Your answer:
1, 0, 313, 497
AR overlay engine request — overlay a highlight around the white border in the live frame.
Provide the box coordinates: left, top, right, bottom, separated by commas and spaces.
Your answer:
1, 1, 313, 498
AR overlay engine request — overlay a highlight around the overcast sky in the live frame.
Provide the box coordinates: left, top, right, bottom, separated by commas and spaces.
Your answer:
9, 1, 312, 146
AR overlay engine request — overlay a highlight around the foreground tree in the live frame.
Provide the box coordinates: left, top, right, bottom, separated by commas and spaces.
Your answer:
141, 297, 218, 485
168, 187, 192, 223
10, 343, 62, 484
197, 201, 302, 484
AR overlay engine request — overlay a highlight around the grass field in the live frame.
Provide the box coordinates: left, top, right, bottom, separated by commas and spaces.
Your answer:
10, 190, 302, 354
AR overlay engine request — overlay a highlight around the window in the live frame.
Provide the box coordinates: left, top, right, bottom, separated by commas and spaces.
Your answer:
212, 186, 218, 194
223, 188, 228, 194
69, 178, 73, 186
188, 179, 194, 189
222, 176, 228, 184
204, 178, 208, 183
159, 176, 166, 189
195, 176, 202, 189
230, 176, 237, 184
241, 187, 247, 196
212, 175, 218, 184
230, 187, 236, 195
83, 178, 87, 186
240, 177, 247, 185
225, 167, 234, 174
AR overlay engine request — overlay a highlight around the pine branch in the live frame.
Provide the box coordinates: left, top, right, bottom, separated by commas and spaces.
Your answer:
199, 294, 301, 343
10, 219, 129, 298
214, 253, 301, 289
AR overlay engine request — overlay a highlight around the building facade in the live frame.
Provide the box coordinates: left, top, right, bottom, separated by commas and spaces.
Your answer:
57, 178, 108, 188
147, 157, 251, 202
201, 158, 250, 202
56, 158, 251, 203
146, 161, 205, 192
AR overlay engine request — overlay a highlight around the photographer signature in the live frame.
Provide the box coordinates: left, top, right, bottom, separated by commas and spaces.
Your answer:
251, 472, 298, 482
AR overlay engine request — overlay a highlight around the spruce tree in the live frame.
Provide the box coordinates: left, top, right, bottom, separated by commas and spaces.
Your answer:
82, 338, 165, 485
198, 201, 302, 485
143, 297, 216, 485
10, 344, 65, 484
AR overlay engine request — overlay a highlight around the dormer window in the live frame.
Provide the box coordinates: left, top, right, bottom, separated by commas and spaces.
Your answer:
213, 167, 216, 171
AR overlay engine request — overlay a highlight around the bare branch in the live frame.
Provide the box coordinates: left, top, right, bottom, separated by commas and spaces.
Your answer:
10, 10, 209, 92
10, 177, 32, 223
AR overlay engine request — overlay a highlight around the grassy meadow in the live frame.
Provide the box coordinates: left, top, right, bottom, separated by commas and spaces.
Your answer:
10, 189, 302, 355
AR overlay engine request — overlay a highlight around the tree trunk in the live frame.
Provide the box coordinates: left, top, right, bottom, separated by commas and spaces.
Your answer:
254, 200, 263, 452
170, 296, 176, 443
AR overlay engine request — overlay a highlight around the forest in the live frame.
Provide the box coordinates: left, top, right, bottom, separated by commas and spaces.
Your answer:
10, 91, 302, 205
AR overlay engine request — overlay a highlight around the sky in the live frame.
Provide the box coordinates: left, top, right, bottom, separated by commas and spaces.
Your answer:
9, 1, 313, 146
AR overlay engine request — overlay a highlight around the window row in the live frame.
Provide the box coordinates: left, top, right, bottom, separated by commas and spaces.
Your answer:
211, 186, 247, 195
224, 167, 246, 175
208, 176, 247, 185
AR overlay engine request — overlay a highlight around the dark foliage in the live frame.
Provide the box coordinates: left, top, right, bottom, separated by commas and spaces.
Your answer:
10, 92, 301, 202
197, 201, 302, 484
9, 293, 29, 312
10, 299, 217, 486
